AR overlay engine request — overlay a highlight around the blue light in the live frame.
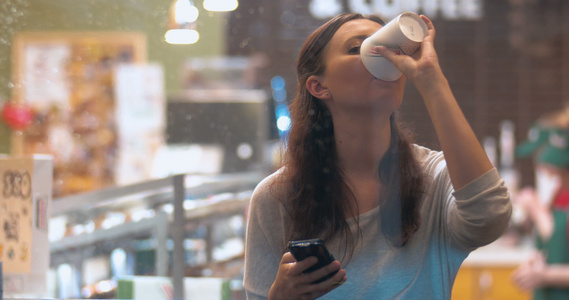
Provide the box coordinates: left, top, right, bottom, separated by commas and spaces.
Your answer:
272, 76, 289, 137
277, 116, 291, 132
270, 76, 285, 90
272, 89, 286, 102
275, 104, 291, 134
275, 104, 289, 117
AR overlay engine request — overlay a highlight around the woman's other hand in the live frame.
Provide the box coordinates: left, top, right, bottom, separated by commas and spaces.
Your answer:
514, 187, 554, 240
514, 187, 541, 213
512, 251, 547, 291
268, 252, 347, 300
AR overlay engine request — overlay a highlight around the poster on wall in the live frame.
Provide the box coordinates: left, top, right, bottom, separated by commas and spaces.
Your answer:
114, 64, 165, 185
23, 44, 71, 109
0, 159, 33, 274
114, 64, 165, 135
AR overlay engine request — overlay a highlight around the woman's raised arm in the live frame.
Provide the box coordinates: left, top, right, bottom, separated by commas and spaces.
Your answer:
377, 15, 493, 190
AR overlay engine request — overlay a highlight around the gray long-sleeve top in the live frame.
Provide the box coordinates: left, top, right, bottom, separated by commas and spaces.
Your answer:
244, 144, 512, 299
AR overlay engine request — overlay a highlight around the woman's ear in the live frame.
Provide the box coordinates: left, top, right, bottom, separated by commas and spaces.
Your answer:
306, 75, 331, 100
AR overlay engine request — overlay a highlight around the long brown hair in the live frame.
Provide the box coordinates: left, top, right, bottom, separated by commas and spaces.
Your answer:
281, 13, 425, 254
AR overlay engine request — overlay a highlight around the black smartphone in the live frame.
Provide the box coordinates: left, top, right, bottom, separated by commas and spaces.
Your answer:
287, 238, 338, 283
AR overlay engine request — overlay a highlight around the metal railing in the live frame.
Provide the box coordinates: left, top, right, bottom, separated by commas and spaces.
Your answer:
51, 171, 263, 300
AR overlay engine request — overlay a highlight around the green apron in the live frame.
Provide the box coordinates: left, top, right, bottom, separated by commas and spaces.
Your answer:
534, 210, 569, 300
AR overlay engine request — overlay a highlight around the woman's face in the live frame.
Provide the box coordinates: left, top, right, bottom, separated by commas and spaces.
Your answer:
319, 19, 406, 114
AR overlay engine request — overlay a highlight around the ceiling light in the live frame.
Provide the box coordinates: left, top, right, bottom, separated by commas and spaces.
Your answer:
165, 29, 200, 44
203, 0, 238, 12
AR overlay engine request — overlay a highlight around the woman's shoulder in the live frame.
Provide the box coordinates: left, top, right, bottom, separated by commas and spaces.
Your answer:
411, 144, 451, 187
250, 167, 291, 208
412, 144, 446, 167
253, 167, 289, 192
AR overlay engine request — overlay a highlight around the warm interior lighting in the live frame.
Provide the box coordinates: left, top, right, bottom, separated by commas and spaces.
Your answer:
165, 29, 200, 44
203, 0, 238, 12
166, 0, 200, 45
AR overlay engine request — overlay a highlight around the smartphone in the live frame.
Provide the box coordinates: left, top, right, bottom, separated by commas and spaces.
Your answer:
287, 238, 338, 283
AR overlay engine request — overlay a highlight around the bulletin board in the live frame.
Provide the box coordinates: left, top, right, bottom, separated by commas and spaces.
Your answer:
10, 32, 147, 197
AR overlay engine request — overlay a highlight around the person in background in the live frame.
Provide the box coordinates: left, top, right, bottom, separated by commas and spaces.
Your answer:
244, 12, 511, 299
512, 119, 569, 299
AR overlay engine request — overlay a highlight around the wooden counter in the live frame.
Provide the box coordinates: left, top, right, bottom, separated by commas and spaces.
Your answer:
452, 240, 535, 300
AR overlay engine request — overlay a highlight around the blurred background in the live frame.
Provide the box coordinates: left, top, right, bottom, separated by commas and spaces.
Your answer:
0, 0, 567, 299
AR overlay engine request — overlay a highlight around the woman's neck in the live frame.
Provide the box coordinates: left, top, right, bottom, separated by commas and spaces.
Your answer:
332, 112, 392, 179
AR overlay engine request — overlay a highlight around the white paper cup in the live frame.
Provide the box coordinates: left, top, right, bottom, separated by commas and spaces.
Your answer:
361, 12, 428, 81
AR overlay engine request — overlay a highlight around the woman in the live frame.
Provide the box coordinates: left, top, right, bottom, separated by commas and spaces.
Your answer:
512, 126, 569, 299
244, 13, 511, 299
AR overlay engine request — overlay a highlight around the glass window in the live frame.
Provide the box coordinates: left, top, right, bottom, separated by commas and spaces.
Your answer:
0, 0, 567, 299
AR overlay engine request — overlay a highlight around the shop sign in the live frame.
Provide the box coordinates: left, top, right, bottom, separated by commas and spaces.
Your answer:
0, 156, 52, 297
0, 159, 33, 274
309, 0, 483, 21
